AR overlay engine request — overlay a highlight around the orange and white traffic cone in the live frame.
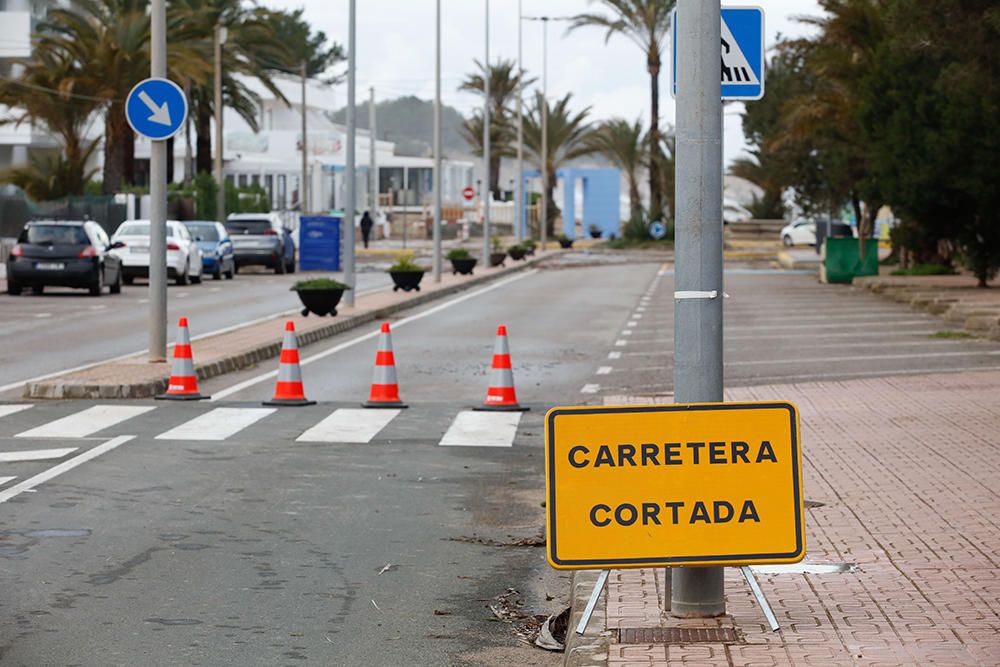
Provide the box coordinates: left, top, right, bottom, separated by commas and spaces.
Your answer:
476, 324, 529, 411
155, 317, 209, 401
263, 321, 316, 407
362, 322, 408, 409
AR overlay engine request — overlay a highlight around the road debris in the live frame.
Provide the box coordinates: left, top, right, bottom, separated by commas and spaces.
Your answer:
377, 562, 394, 575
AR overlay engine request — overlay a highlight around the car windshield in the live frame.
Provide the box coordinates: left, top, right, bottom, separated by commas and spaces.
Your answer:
21, 225, 88, 245
186, 224, 220, 241
225, 219, 272, 234
116, 222, 150, 237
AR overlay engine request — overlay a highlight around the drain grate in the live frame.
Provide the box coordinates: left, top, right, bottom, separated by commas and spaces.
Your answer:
618, 627, 739, 644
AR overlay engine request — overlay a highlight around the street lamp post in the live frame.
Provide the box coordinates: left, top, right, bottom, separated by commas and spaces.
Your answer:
343, 0, 357, 307
213, 24, 226, 226
541, 16, 548, 251
432, 0, 442, 283
515, 0, 523, 243
482, 0, 491, 265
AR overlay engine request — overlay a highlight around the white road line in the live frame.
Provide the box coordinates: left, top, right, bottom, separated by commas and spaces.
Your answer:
0, 476, 15, 486
211, 269, 540, 401
16, 405, 155, 439
622, 330, 633, 336
0, 448, 78, 462
632, 314, 643, 319
155, 408, 275, 441
0, 405, 33, 419
34, 313, 52, 319
210, 287, 222, 292
596, 367, 612, 375
608, 351, 622, 360
0, 436, 133, 504
581, 384, 600, 394
177, 292, 189, 298
439, 411, 522, 447
0, 285, 388, 395
615, 340, 628, 347
297, 409, 399, 443
627, 321, 638, 327
88, 305, 106, 310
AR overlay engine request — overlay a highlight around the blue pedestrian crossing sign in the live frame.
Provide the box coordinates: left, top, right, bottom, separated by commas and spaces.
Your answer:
671, 6, 765, 101
125, 78, 188, 141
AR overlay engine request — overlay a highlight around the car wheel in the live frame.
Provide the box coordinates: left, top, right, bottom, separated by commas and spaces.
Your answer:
285, 256, 295, 274
109, 268, 122, 294
782, 235, 793, 247
33, 285, 44, 295
274, 259, 286, 275
123, 274, 134, 285
89, 270, 103, 296
7, 280, 22, 296
176, 260, 189, 286
224, 263, 234, 280
191, 271, 202, 285
213, 267, 222, 280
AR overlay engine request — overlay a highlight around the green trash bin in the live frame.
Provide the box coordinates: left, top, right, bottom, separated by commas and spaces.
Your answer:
821, 237, 878, 284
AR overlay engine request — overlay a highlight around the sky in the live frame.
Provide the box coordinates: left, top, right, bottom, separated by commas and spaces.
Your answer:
259, 0, 823, 165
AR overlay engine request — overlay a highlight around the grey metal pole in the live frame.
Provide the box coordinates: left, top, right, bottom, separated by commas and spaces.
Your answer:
540, 17, 548, 250
213, 25, 225, 223
343, 0, 356, 306
369, 86, 378, 217
300, 61, 308, 214
671, 0, 725, 618
432, 0, 442, 283
481, 0, 491, 265
515, 0, 523, 243
148, 0, 168, 362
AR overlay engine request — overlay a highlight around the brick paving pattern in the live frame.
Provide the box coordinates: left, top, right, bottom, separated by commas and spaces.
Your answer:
597, 371, 1000, 666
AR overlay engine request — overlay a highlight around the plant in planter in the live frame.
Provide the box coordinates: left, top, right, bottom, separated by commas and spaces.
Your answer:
489, 236, 506, 267
447, 248, 478, 275
522, 238, 537, 256
507, 243, 527, 261
388, 252, 427, 292
291, 277, 350, 317
589, 224, 602, 239
556, 234, 574, 249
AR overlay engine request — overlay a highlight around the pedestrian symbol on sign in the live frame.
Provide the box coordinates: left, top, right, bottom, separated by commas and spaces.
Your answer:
721, 19, 759, 86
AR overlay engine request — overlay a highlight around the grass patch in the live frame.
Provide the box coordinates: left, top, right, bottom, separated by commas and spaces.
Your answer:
603, 238, 675, 250
291, 277, 349, 291
891, 263, 956, 276
389, 252, 426, 272
930, 330, 972, 339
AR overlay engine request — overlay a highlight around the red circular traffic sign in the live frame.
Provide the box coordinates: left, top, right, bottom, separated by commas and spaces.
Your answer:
463, 187, 475, 201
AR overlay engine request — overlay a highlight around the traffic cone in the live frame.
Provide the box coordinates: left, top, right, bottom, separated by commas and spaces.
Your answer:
155, 317, 209, 401
263, 321, 316, 407
362, 322, 408, 409
475, 324, 529, 411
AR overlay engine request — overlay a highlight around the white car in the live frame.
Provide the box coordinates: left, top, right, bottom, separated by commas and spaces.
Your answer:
111, 219, 204, 286
780, 219, 817, 247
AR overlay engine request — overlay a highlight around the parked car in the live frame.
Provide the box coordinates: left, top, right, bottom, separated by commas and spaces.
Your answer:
111, 219, 203, 286
225, 213, 295, 274
6, 220, 124, 296
182, 220, 235, 280
780, 219, 817, 246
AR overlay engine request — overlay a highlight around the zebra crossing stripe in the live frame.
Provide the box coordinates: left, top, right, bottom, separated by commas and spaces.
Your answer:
0, 405, 33, 419
439, 411, 522, 448
297, 409, 399, 443
0, 448, 78, 463
155, 408, 275, 441
0, 477, 15, 486
16, 405, 155, 439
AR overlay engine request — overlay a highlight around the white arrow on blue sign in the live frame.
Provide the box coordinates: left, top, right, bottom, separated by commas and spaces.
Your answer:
671, 6, 765, 101
125, 78, 188, 141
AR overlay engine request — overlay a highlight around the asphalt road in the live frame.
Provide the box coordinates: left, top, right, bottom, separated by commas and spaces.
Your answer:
2, 255, 999, 665
0, 267, 392, 393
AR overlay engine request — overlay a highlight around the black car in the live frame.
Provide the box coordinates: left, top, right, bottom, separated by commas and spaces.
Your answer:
6, 220, 125, 296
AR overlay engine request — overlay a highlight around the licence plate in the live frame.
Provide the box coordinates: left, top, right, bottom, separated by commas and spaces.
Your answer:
131, 246, 148, 254
35, 262, 65, 270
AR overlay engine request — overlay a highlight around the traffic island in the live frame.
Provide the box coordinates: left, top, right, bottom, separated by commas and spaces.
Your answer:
23, 250, 561, 399
562, 372, 1000, 665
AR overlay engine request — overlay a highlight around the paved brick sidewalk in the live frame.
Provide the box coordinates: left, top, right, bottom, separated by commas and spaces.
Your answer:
568, 371, 1000, 666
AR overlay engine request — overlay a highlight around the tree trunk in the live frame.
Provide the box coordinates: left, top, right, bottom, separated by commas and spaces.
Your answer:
628, 174, 641, 221
648, 54, 663, 221
852, 193, 865, 262
195, 100, 213, 175
490, 153, 502, 199
102, 107, 127, 194
545, 170, 558, 236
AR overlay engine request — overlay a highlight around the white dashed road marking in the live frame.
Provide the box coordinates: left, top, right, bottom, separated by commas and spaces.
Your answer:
581, 384, 600, 394
16, 405, 155, 439
297, 409, 400, 443
155, 408, 275, 441
0, 448, 78, 463
0, 405, 33, 419
439, 411, 522, 448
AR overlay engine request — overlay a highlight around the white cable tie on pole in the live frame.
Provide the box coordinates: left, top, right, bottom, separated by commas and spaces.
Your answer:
674, 290, 718, 300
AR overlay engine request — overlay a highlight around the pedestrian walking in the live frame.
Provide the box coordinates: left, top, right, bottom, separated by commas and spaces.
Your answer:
360, 211, 374, 249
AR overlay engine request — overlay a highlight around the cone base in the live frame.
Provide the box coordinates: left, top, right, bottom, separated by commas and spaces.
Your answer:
156, 392, 210, 401
263, 398, 317, 407
362, 401, 409, 409
474, 403, 530, 412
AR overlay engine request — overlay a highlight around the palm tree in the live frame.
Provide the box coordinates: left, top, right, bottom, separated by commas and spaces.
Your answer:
523, 92, 595, 234
458, 59, 535, 197
0, 48, 101, 197
586, 118, 646, 219
569, 0, 674, 220
728, 149, 785, 219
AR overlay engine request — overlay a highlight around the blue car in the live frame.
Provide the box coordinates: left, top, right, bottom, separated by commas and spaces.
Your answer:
182, 220, 235, 280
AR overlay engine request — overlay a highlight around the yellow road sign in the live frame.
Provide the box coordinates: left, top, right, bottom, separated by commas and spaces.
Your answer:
545, 402, 805, 570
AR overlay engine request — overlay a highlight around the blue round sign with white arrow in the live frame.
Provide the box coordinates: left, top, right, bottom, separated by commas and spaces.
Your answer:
125, 78, 188, 141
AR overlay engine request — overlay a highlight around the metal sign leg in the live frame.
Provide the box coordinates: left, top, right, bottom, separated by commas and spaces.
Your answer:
575, 569, 610, 635
740, 566, 780, 632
